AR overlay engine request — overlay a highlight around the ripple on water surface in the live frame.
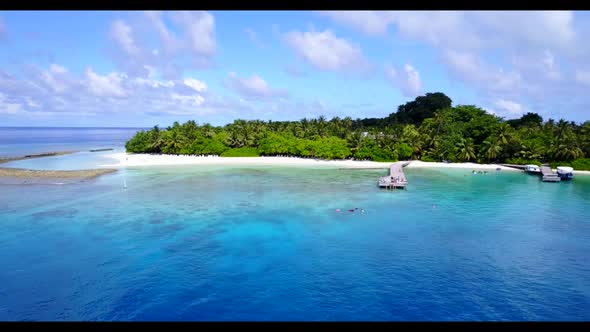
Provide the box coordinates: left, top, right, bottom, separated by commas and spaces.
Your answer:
0, 166, 589, 320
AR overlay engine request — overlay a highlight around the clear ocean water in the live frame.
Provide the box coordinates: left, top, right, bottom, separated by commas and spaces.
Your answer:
0, 128, 589, 321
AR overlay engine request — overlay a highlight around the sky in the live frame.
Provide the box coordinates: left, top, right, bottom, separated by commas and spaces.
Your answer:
0, 10, 589, 127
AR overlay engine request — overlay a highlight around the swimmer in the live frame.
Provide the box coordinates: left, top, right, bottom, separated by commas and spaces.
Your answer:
361, 209, 365, 213
336, 209, 341, 212
348, 209, 355, 212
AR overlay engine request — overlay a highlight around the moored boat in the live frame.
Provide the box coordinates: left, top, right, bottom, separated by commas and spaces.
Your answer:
556, 166, 574, 180
524, 164, 541, 174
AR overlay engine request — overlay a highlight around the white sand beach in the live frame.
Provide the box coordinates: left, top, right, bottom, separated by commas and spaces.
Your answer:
101, 153, 521, 171
101, 153, 392, 169
404, 160, 518, 171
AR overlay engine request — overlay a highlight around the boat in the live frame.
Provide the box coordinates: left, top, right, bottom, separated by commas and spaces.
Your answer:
556, 166, 574, 180
524, 164, 541, 174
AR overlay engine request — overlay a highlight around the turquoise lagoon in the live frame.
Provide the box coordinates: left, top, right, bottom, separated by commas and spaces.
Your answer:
0, 128, 589, 320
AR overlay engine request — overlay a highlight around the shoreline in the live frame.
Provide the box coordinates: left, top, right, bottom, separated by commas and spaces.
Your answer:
0, 150, 77, 165
101, 153, 590, 175
0, 167, 117, 179
100, 153, 522, 171
0, 150, 118, 181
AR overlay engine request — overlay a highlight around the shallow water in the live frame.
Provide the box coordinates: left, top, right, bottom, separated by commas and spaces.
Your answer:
1, 163, 589, 321
0, 127, 141, 171
0, 127, 141, 153
1, 127, 589, 320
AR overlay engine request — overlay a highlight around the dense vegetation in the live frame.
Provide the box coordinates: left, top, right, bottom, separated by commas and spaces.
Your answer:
126, 92, 590, 169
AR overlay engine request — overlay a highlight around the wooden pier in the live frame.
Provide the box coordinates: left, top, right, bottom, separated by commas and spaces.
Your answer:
500, 164, 526, 170
378, 161, 410, 189
540, 165, 561, 182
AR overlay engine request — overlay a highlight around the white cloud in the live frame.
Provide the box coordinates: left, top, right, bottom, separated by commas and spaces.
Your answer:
385, 63, 422, 97
225, 72, 288, 100
25, 96, 40, 108
510, 50, 562, 82
284, 30, 369, 73
0, 64, 269, 121
184, 77, 207, 92
442, 49, 526, 97
40, 64, 72, 93
144, 11, 178, 53
109, 11, 217, 79
575, 69, 590, 85
85, 68, 127, 97
49, 64, 67, 75
494, 99, 525, 115
169, 11, 216, 57
110, 20, 140, 55
172, 93, 205, 106
320, 11, 577, 53
317, 11, 393, 36
133, 77, 175, 88
319, 10, 590, 120
0, 93, 22, 114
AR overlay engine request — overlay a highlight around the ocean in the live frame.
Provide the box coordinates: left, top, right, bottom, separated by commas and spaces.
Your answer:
0, 127, 589, 321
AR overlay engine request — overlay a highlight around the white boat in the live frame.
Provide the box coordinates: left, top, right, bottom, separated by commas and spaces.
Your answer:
556, 166, 574, 180
524, 164, 541, 174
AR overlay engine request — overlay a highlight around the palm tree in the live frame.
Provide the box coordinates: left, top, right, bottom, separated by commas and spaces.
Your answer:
432, 111, 447, 136
163, 131, 188, 154
496, 123, 513, 145
579, 121, 590, 155
343, 117, 353, 132
201, 123, 215, 139
317, 115, 327, 137
346, 131, 365, 155
455, 138, 476, 162
553, 140, 584, 161
400, 125, 423, 159
481, 138, 503, 162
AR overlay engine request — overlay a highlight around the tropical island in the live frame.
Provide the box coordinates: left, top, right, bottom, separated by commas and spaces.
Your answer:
125, 92, 590, 171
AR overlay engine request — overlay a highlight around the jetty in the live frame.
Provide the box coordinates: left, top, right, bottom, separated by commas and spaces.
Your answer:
540, 164, 561, 182
500, 164, 526, 170
378, 161, 410, 189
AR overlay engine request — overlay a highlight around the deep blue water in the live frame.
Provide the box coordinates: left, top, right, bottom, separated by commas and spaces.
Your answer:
0, 128, 589, 321
0, 127, 143, 157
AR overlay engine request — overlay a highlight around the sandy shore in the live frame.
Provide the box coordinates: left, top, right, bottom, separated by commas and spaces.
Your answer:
405, 160, 519, 171
101, 153, 393, 169
101, 153, 523, 171
0, 151, 77, 165
0, 167, 117, 179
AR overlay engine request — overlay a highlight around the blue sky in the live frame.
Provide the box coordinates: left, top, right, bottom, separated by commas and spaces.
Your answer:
0, 11, 589, 127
